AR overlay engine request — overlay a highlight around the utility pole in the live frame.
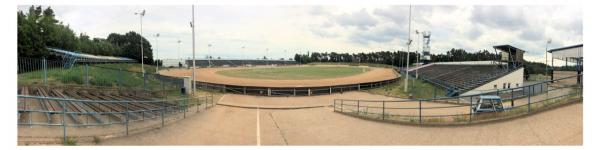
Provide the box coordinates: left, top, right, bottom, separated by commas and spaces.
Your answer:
191, 5, 196, 95
404, 5, 412, 93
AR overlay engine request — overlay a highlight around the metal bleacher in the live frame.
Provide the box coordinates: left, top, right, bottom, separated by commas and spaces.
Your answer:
409, 64, 520, 97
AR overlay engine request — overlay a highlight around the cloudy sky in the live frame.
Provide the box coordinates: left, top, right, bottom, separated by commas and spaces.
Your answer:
17, 5, 582, 63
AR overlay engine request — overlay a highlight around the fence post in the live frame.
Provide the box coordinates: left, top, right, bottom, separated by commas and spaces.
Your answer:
528, 85, 531, 113
511, 88, 514, 107
43, 58, 48, 87
85, 64, 89, 87
382, 101, 385, 120
161, 104, 165, 128
419, 100, 422, 124
469, 96, 473, 122
61, 101, 67, 145
357, 101, 360, 114
341, 100, 344, 113
117, 67, 122, 89
184, 98, 187, 118
333, 99, 337, 111
125, 101, 129, 135
433, 87, 437, 99
143, 72, 147, 91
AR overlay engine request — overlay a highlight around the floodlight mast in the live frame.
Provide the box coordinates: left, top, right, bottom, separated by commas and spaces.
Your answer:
154, 33, 160, 74
135, 10, 146, 77
545, 39, 552, 81
177, 39, 182, 66
191, 5, 196, 95
404, 5, 412, 93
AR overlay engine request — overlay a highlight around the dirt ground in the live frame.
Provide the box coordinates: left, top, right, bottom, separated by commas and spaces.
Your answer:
99, 91, 582, 145
159, 65, 398, 87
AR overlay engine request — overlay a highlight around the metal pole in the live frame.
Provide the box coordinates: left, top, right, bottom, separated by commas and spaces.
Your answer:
469, 96, 473, 122
43, 58, 47, 87
511, 88, 514, 107
404, 5, 412, 92
191, 5, 197, 96
126, 101, 129, 135
357, 101, 360, 114
382, 101, 385, 120
528, 85, 531, 113
161, 105, 165, 127
341, 100, 344, 113
184, 99, 187, 118
419, 99, 422, 124
61, 101, 67, 145
138, 10, 146, 77
155, 34, 160, 74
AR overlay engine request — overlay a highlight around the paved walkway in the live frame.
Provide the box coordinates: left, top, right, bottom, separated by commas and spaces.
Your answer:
101, 93, 582, 145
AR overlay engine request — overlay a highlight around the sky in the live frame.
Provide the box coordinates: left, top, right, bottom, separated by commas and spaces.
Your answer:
17, 5, 582, 63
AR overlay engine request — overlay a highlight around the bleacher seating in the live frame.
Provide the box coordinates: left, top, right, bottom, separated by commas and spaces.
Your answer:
409, 64, 518, 96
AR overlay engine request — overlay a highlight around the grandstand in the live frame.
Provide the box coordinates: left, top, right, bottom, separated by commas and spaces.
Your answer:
408, 45, 525, 97
185, 59, 297, 68
18, 85, 176, 125
48, 48, 136, 65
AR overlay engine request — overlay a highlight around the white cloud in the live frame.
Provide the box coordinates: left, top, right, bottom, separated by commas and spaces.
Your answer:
17, 5, 582, 62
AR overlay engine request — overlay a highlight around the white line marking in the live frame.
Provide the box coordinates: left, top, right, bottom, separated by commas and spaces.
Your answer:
256, 107, 261, 146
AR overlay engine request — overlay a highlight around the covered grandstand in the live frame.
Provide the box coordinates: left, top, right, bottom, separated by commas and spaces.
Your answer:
548, 44, 583, 83
48, 47, 136, 65
408, 45, 525, 97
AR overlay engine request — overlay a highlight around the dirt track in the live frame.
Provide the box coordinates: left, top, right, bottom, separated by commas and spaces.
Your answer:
101, 92, 582, 145
159, 65, 398, 87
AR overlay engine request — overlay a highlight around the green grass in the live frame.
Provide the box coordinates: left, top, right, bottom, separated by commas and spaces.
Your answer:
366, 76, 446, 99
216, 66, 369, 80
17, 63, 174, 91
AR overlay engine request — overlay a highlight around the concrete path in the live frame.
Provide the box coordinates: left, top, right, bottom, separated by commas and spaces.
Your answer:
101, 102, 582, 145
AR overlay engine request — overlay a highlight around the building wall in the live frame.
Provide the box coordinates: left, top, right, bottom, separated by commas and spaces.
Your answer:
460, 67, 524, 96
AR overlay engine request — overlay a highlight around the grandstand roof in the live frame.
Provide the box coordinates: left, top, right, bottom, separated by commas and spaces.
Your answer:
48, 47, 136, 63
493, 45, 526, 53
548, 44, 583, 62
548, 44, 583, 53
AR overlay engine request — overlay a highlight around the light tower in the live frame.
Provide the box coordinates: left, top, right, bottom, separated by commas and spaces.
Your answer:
421, 31, 431, 64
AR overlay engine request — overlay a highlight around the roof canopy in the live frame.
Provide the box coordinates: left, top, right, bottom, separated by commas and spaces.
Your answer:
493, 45, 526, 53
48, 47, 136, 63
548, 44, 583, 62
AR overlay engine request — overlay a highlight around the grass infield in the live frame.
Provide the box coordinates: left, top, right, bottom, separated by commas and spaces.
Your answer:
216, 66, 369, 80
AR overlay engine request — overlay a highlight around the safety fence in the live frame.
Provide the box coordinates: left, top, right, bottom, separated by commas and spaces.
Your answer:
17, 93, 215, 145
18, 57, 184, 94
333, 75, 583, 125
196, 77, 400, 97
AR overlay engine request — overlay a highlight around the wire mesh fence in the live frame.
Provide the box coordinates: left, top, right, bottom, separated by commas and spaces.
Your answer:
18, 57, 184, 94
333, 75, 583, 125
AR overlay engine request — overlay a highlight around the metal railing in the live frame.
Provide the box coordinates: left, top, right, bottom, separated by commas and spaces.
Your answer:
333, 75, 583, 125
17, 94, 215, 144
196, 77, 399, 96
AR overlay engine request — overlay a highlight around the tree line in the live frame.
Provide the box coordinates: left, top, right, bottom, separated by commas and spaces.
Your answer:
18, 6, 156, 65
294, 48, 559, 75
294, 48, 500, 67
